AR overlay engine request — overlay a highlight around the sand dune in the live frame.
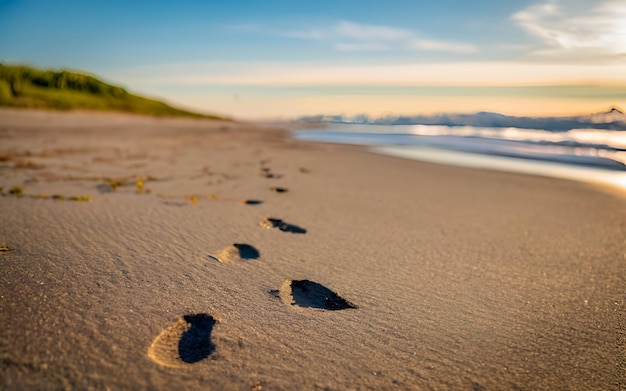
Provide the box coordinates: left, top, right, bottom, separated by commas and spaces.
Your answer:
1, 109, 625, 390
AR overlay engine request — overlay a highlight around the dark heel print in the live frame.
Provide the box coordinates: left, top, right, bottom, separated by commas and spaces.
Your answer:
148, 314, 217, 367
278, 279, 357, 310
259, 218, 306, 234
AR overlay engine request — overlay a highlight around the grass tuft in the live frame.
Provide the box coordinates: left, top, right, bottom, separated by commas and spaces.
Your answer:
0, 63, 227, 119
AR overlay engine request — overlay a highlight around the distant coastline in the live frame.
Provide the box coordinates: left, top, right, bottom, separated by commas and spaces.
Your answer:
298, 107, 626, 132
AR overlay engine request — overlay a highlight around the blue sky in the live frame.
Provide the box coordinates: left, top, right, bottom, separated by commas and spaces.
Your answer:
1, 0, 625, 118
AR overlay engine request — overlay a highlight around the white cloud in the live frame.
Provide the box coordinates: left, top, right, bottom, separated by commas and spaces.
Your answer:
513, 0, 626, 61
286, 20, 476, 54
410, 39, 476, 54
334, 20, 413, 41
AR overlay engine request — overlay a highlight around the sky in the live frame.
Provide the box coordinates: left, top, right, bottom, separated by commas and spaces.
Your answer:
1, 0, 626, 119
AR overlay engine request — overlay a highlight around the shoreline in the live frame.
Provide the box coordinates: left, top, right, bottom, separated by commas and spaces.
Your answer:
1, 109, 625, 390
293, 124, 626, 198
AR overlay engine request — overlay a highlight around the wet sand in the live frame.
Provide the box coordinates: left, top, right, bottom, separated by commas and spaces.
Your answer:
1, 109, 625, 390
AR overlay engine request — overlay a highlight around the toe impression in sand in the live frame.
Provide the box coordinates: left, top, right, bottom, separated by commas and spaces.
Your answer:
148, 314, 217, 367
278, 279, 357, 310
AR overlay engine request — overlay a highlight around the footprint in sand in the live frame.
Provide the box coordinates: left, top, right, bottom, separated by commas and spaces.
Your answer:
259, 218, 306, 234
242, 199, 263, 205
259, 165, 283, 179
148, 314, 217, 367
261, 172, 282, 179
270, 187, 288, 193
209, 243, 260, 263
276, 279, 357, 310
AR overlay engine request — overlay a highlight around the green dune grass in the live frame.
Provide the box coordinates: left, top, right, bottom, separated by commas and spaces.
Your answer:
0, 64, 224, 119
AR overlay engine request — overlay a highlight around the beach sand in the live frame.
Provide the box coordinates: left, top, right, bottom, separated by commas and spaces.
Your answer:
1, 109, 625, 390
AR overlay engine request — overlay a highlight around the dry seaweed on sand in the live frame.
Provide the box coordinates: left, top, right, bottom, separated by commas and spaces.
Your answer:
8, 185, 24, 197
104, 178, 127, 192
67, 195, 92, 202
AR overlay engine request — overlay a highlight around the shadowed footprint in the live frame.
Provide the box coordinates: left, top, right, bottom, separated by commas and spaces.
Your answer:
259, 218, 306, 234
209, 243, 260, 263
148, 314, 216, 367
270, 187, 288, 193
278, 279, 357, 310
260, 165, 283, 179
242, 199, 263, 205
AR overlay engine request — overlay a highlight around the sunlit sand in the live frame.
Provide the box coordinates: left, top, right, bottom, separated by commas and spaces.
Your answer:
1, 109, 624, 390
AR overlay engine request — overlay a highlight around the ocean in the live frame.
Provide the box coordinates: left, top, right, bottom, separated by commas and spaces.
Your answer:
294, 123, 626, 191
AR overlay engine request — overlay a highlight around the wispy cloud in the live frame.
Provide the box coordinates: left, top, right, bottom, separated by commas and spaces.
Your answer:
333, 42, 392, 51
107, 61, 626, 87
513, 0, 626, 62
284, 20, 477, 54
410, 39, 476, 54
333, 20, 414, 41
